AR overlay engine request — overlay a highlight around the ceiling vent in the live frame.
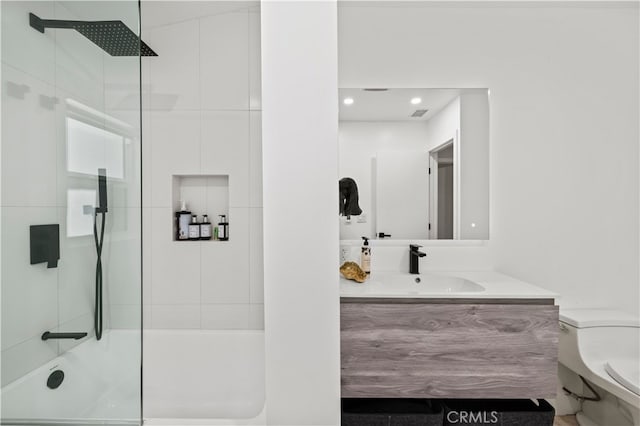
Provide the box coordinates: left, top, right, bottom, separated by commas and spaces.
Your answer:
411, 109, 429, 117
363, 88, 388, 92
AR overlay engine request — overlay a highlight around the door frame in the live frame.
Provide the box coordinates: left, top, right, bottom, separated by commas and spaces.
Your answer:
428, 130, 460, 239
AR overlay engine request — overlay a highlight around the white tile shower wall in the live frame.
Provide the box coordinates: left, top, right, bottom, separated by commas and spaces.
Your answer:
200, 11, 249, 111
57, 208, 95, 324
200, 209, 250, 304
145, 19, 200, 111
142, 4, 263, 330
150, 209, 201, 305
1, 64, 57, 207
1, 208, 59, 351
1, 1, 143, 385
149, 111, 201, 207
200, 111, 250, 207
249, 10, 262, 111
54, 3, 105, 111
1, 1, 68, 383
0, 1, 56, 85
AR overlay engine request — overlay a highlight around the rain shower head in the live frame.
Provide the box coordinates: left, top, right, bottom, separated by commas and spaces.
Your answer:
29, 13, 158, 57
74, 21, 157, 57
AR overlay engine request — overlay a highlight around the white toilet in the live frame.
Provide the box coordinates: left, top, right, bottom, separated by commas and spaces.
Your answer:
558, 308, 640, 426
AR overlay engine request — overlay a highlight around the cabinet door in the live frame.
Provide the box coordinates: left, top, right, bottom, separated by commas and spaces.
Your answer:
341, 303, 559, 398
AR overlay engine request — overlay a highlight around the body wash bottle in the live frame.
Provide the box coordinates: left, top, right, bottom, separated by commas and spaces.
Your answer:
361, 236, 371, 274
175, 201, 191, 240
200, 215, 212, 240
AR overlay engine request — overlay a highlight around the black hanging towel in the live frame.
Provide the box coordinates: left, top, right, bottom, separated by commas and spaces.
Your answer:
339, 177, 363, 218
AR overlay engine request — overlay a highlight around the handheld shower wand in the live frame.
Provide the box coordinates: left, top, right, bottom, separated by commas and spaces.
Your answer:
97, 169, 108, 214
94, 168, 108, 340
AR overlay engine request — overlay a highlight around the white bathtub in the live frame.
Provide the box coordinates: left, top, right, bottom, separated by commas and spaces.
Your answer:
1, 329, 264, 425
1, 330, 141, 425
143, 329, 266, 426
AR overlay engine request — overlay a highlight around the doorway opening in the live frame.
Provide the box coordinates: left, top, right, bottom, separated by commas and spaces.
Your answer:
429, 139, 456, 239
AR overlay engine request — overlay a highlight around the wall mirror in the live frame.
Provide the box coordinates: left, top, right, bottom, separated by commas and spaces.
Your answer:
339, 88, 489, 241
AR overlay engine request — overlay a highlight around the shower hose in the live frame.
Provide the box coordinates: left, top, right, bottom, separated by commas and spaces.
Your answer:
94, 210, 106, 340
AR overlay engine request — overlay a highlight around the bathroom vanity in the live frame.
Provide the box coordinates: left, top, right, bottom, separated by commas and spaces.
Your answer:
340, 271, 559, 399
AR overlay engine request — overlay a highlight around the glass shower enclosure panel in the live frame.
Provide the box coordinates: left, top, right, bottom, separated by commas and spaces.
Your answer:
1, 1, 143, 424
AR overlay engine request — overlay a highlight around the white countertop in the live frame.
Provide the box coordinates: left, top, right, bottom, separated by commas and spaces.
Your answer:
340, 270, 558, 300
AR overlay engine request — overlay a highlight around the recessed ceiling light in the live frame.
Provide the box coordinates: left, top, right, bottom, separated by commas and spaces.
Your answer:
343, 97, 354, 105
410, 97, 422, 105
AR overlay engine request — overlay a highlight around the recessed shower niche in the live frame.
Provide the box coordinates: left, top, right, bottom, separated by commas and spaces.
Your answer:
172, 174, 229, 241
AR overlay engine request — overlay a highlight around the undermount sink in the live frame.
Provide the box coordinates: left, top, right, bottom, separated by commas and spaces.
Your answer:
370, 272, 485, 293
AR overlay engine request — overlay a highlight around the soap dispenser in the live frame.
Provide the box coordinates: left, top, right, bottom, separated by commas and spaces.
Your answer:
361, 236, 371, 274
200, 215, 212, 240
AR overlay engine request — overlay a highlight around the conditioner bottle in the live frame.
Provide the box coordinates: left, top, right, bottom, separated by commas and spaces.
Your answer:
218, 215, 229, 241
188, 215, 200, 240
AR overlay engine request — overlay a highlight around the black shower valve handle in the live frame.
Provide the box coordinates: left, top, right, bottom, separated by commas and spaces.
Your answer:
30, 224, 60, 269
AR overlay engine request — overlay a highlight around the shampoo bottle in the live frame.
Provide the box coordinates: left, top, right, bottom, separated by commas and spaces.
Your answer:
218, 215, 229, 241
200, 215, 212, 240
175, 201, 191, 240
361, 236, 371, 274
188, 215, 200, 240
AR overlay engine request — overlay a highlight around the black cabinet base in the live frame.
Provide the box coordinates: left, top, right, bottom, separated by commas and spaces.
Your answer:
442, 399, 555, 426
342, 399, 443, 426
341, 398, 555, 426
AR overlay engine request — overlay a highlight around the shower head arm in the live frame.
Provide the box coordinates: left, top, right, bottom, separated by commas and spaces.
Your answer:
28, 12, 158, 57
30, 13, 89, 33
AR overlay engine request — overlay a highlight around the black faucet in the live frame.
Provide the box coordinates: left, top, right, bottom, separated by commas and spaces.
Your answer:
41, 331, 87, 341
409, 244, 427, 274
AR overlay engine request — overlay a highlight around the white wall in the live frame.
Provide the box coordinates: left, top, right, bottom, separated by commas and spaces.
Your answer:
1, 0, 142, 387
262, 1, 340, 425
341, 240, 491, 273
424, 97, 460, 151
339, 3, 639, 314
141, 3, 263, 331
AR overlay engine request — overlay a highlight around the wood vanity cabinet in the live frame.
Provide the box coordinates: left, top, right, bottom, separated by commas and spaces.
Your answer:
340, 298, 559, 399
